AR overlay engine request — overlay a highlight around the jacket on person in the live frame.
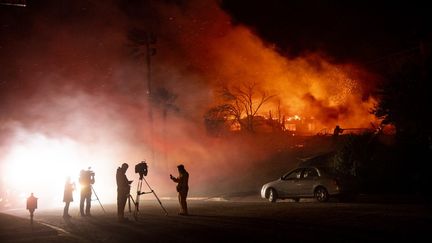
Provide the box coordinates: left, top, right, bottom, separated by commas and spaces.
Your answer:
172, 172, 189, 192
116, 167, 131, 194
63, 182, 74, 202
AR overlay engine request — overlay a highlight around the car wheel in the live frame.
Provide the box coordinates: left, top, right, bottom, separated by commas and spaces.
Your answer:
314, 187, 329, 202
268, 188, 278, 203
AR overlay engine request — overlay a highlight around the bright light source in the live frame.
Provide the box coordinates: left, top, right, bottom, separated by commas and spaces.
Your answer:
1, 130, 119, 209
1, 133, 84, 207
4, 135, 81, 187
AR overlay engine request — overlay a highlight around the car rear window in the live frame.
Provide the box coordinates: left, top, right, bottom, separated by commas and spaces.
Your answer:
317, 167, 337, 176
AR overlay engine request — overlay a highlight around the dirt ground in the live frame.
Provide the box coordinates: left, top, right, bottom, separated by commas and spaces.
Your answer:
1, 198, 431, 242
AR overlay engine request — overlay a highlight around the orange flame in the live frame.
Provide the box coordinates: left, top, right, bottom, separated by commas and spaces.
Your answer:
157, 1, 378, 132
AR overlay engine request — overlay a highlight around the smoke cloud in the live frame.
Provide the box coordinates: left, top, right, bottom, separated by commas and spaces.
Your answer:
0, 0, 378, 207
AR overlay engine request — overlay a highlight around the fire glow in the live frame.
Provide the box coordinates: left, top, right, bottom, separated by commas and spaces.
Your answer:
0, 0, 381, 208
157, 2, 378, 131
1, 130, 121, 208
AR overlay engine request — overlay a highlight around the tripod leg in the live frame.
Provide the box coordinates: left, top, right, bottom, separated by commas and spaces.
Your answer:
142, 177, 168, 215
91, 186, 106, 213
152, 191, 168, 215
132, 197, 138, 221
135, 180, 142, 214
128, 196, 131, 213
127, 195, 138, 221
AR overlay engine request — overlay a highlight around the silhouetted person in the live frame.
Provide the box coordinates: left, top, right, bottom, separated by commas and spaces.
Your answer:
333, 125, 344, 136
63, 177, 75, 218
333, 125, 344, 144
26, 193, 38, 225
79, 168, 95, 216
116, 163, 132, 222
170, 164, 189, 216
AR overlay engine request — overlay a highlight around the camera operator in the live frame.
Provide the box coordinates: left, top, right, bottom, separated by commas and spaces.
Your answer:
116, 163, 132, 222
79, 168, 95, 217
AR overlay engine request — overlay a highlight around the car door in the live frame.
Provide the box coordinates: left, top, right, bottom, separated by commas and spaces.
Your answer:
299, 168, 319, 196
279, 168, 303, 197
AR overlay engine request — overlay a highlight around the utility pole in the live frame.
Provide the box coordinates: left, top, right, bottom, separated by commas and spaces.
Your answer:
145, 32, 156, 97
128, 29, 157, 163
145, 32, 157, 162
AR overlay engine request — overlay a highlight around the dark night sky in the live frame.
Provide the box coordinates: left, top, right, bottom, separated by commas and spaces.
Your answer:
3, 0, 431, 66
221, 0, 431, 66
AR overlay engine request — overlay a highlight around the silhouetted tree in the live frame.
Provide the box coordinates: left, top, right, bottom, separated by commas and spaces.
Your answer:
372, 50, 432, 198
373, 63, 430, 138
217, 82, 274, 132
204, 104, 236, 136
332, 133, 373, 177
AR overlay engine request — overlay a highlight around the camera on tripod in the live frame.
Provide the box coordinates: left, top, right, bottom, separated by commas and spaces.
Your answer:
135, 161, 148, 179
80, 168, 95, 181
128, 160, 168, 217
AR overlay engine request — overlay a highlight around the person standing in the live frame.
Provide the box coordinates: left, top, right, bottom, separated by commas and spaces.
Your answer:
170, 164, 189, 216
63, 177, 75, 218
333, 125, 344, 137
332, 125, 344, 145
26, 193, 38, 225
116, 163, 132, 222
79, 168, 95, 216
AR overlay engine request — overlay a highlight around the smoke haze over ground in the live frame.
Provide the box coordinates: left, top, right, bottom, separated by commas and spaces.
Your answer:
0, 0, 378, 208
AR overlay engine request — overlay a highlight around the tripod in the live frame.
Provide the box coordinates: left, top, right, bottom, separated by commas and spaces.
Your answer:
127, 193, 138, 220
129, 175, 168, 220
91, 185, 106, 214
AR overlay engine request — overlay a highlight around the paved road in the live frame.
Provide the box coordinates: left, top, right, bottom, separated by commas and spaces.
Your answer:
2, 199, 431, 242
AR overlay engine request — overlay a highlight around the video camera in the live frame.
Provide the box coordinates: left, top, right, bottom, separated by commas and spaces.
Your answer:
79, 167, 95, 185
83, 167, 95, 177
135, 161, 148, 179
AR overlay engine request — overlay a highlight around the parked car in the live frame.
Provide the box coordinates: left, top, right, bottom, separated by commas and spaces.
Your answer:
261, 166, 357, 202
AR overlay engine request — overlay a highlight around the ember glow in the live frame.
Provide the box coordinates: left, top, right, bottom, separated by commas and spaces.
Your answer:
0, 0, 379, 208
154, 1, 378, 131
